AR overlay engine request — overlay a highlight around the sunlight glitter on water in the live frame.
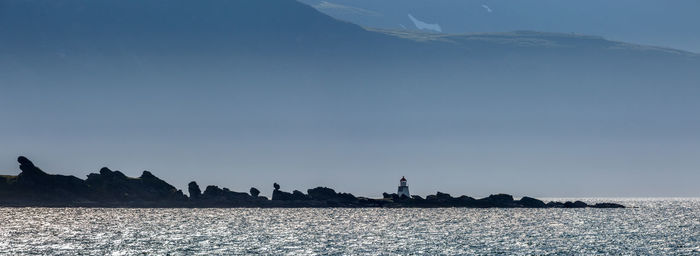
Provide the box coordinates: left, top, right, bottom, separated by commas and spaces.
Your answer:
0, 199, 698, 255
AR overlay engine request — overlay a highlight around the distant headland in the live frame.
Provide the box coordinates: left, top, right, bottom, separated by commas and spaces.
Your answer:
0, 156, 623, 208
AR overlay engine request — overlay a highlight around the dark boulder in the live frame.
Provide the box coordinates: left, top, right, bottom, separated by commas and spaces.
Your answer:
272, 189, 293, 201
307, 187, 337, 201
17, 156, 33, 167
455, 195, 475, 206
591, 203, 625, 208
519, 196, 546, 208
457, 195, 475, 201
337, 192, 357, 202
221, 188, 252, 201
427, 192, 453, 202
292, 190, 309, 200
436, 192, 452, 199
188, 182, 202, 200
385, 193, 399, 201
475, 194, 517, 207
564, 201, 588, 208
202, 185, 225, 198
201, 185, 252, 202
486, 194, 514, 202
546, 201, 565, 208
250, 187, 260, 197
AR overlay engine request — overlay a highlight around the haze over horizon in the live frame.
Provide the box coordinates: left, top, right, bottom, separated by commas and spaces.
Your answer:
1, 0, 699, 198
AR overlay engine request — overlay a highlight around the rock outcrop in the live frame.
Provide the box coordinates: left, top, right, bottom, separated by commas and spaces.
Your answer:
85, 167, 188, 205
0, 156, 625, 208
188, 181, 202, 200
249, 187, 260, 197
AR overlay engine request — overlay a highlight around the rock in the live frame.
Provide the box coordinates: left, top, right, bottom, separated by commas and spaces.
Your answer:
519, 196, 546, 208
250, 187, 260, 197
473, 194, 517, 207
272, 189, 293, 201
546, 201, 565, 208
456, 195, 475, 204
382, 193, 399, 201
17, 156, 47, 176
0, 156, 627, 208
563, 201, 588, 208
201, 185, 252, 202
14, 156, 90, 202
591, 203, 624, 208
307, 187, 337, 201
17, 156, 33, 167
337, 192, 357, 202
292, 190, 309, 200
486, 194, 514, 202
457, 195, 475, 201
436, 192, 452, 199
202, 186, 225, 198
188, 182, 202, 200
86, 167, 187, 203
426, 192, 453, 202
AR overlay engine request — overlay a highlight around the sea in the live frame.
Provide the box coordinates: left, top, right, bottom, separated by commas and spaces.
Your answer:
0, 198, 697, 255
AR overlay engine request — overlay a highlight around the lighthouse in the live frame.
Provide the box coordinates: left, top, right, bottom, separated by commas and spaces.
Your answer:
397, 176, 410, 198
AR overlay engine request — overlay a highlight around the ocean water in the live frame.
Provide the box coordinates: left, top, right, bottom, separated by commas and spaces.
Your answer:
0, 199, 697, 255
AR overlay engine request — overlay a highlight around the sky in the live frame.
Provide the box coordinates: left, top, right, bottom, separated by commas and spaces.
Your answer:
1, 0, 699, 198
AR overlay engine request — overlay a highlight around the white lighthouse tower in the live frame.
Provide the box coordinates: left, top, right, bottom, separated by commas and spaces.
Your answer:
397, 176, 410, 198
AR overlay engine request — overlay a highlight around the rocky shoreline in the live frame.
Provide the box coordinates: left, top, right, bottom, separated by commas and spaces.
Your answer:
0, 156, 624, 208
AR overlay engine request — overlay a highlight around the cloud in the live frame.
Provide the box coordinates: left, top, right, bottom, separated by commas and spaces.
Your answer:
481, 4, 493, 13
313, 1, 381, 17
407, 14, 442, 32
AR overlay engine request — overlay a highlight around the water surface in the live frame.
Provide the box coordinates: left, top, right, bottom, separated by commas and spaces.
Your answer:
0, 199, 697, 255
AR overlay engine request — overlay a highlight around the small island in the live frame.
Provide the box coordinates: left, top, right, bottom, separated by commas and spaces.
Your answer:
0, 156, 623, 208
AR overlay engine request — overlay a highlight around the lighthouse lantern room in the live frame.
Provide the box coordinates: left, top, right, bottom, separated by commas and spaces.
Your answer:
397, 176, 410, 198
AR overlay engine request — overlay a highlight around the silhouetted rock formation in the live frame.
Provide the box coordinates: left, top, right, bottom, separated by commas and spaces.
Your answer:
85, 168, 187, 205
519, 197, 546, 208
271, 183, 293, 201
0, 156, 625, 208
7, 156, 91, 205
250, 187, 260, 197
188, 181, 202, 200
195, 185, 258, 206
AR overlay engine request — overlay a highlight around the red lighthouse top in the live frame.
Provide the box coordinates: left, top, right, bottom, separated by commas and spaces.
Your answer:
400, 176, 406, 182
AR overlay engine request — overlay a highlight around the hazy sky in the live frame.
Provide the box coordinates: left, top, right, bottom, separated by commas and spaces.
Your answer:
2, 65, 699, 198
1, 0, 699, 198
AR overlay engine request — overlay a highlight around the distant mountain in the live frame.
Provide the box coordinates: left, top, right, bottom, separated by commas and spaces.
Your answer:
299, 0, 700, 53
2, 0, 698, 66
